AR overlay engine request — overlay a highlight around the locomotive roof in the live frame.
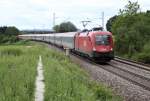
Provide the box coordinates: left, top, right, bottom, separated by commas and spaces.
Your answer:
92, 31, 112, 35
79, 31, 112, 36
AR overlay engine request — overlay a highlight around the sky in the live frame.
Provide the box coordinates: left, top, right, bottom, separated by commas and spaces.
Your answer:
0, 0, 150, 30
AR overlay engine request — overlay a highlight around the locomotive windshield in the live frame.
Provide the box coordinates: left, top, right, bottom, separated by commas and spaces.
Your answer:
95, 35, 110, 45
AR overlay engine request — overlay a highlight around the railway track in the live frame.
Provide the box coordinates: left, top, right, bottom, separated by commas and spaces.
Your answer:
107, 57, 150, 91
106, 63, 150, 91
115, 56, 150, 71
71, 53, 150, 91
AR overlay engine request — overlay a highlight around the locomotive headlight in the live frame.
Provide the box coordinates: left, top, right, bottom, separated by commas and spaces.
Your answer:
110, 48, 113, 51
93, 47, 96, 51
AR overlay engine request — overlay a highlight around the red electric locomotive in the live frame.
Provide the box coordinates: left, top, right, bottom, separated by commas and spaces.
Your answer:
75, 27, 114, 61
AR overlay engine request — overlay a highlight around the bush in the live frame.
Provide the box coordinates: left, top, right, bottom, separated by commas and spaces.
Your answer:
137, 53, 150, 63
0, 26, 20, 44
137, 42, 150, 63
0, 35, 19, 44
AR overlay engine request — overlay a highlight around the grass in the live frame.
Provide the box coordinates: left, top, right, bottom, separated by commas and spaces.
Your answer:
0, 41, 40, 101
42, 45, 122, 101
0, 41, 122, 101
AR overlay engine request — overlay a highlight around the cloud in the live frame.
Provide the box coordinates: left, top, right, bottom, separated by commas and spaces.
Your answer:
0, 0, 149, 30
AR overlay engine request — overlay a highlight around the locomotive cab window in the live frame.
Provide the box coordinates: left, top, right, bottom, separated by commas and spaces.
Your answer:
95, 35, 110, 45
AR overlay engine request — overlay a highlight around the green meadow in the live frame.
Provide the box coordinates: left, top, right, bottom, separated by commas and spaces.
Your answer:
0, 41, 122, 101
0, 41, 38, 101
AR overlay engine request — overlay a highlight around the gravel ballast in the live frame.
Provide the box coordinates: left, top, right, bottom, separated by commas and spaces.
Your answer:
70, 54, 150, 101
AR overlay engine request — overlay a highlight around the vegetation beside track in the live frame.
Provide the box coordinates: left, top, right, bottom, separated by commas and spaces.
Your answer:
106, 1, 150, 64
41, 44, 122, 101
0, 41, 38, 101
0, 41, 122, 101
0, 26, 20, 44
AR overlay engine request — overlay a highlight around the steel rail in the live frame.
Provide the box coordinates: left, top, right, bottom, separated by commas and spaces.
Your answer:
71, 53, 150, 91
115, 56, 150, 71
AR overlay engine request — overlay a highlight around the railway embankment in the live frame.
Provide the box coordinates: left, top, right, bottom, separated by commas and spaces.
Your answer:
44, 42, 150, 101
71, 51, 150, 101
0, 41, 122, 101
41, 42, 122, 101
69, 53, 150, 101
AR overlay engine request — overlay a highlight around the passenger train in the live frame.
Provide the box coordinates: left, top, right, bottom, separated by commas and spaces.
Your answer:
19, 27, 114, 62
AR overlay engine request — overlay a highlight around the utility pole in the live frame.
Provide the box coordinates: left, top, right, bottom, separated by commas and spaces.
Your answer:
53, 12, 56, 44
53, 12, 55, 28
101, 12, 104, 30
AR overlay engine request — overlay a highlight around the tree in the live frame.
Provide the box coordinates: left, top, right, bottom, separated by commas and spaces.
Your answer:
0, 26, 20, 44
111, 1, 150, 63
0, 26, 7, 34
5, 27, 20, 35
53, 21, 77, 33
106, 15, 118, 32
146, 10, 150, 14
119, 1, 140, 16
53, 25, 60, 33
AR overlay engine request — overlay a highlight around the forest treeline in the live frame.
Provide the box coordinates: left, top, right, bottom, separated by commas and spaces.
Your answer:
53, 21, 77, 33
0, 26, 20, 44
106, 1, 150, 63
